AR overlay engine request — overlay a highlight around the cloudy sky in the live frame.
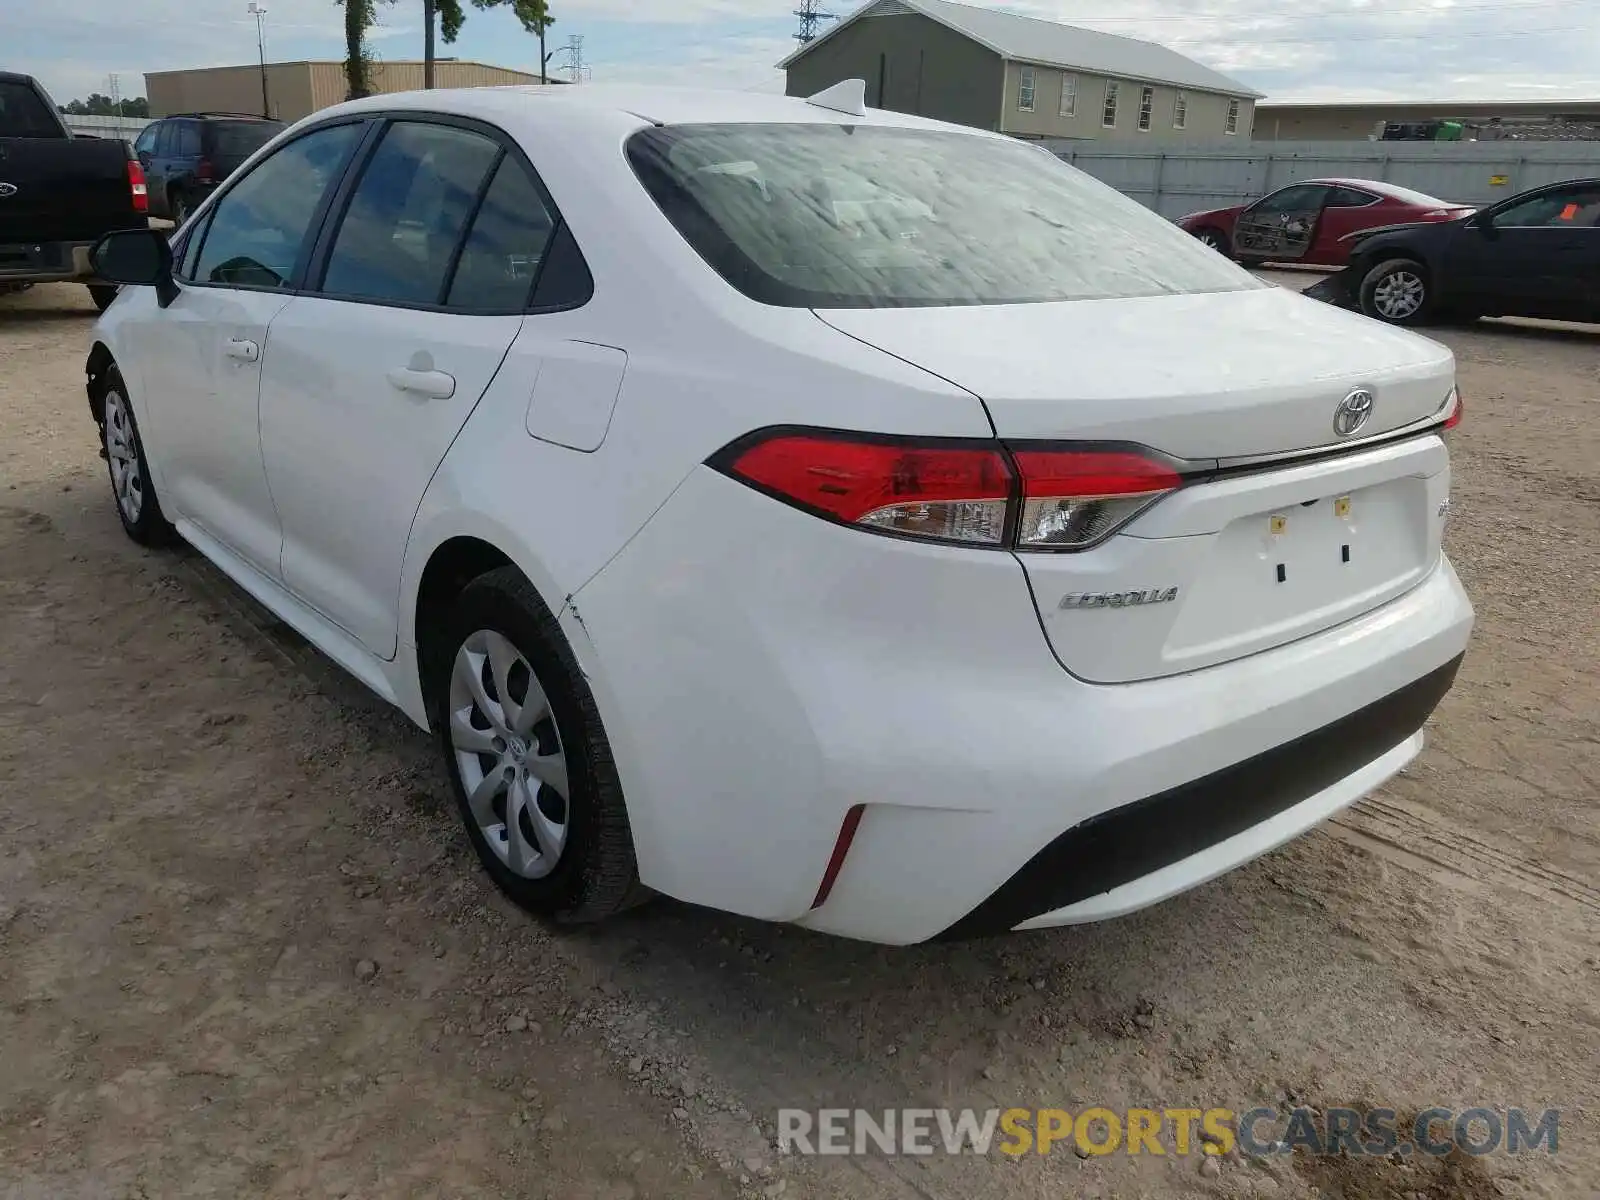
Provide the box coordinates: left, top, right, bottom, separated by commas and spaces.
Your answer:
8, 0, 1599, 108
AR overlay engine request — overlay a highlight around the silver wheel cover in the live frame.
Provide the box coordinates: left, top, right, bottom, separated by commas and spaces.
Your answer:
449, 629, 570, 879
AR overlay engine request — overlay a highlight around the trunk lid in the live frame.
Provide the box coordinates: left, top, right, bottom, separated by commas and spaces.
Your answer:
817, 286, 1456, 683
816, 286, 1454, 458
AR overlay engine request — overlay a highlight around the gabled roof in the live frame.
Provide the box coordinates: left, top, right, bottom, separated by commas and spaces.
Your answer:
778, 0, 1264, 100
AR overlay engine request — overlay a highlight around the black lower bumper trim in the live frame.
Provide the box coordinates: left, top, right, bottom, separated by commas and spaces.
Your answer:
935, 652, 1464, 941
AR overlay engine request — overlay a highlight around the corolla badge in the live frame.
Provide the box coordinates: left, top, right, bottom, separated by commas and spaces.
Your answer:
1333, 388, 1375, 437
0, 182, 19, 198
1060, 587, 1180, 611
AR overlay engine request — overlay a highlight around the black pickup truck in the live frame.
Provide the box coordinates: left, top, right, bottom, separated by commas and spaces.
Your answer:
1, 71, 150, 312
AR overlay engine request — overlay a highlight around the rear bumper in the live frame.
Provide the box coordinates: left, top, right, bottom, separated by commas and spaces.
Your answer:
0, 239, 97, 283
938, 651, 1461, 939
574, 467, 1474, 945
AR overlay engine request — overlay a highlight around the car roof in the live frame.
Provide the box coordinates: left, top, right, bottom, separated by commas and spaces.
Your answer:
320, 83, 1008, 139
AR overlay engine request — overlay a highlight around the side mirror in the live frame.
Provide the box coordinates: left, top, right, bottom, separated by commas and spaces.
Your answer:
90, 228, 179, 307
1469, 209, 1495, 234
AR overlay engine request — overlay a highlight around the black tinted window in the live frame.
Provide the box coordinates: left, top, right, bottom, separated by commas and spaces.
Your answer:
1493, 185, 1600, 228
1253, 185, 1326, 214
176, 122, 202, 157
210, 119, 282, 158
628, 124, 1256, 309
1325, 186, 1377, 208
0, 80, 62, 137
194, 122, 361, 289
321, 121, 500, 306
134, 125, 158, 154
446, 157, 555, 309
155, 123, 175, 156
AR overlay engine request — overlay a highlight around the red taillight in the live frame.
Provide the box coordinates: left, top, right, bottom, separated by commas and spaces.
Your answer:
720, 433, 1013, 545
127, 160, 148, 213
712, 429, 1182, 550
196, 158, 216, 182
1443, 388, 1464, 430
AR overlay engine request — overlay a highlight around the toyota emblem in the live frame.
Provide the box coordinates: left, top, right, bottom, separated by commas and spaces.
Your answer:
1333, 388, 1375, 438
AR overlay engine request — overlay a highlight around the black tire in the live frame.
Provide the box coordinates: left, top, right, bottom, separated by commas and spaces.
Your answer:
87, 283, 119, 313
430, 566, 643, 924
96, 365, 173, 545
1358, 257, 1433, 326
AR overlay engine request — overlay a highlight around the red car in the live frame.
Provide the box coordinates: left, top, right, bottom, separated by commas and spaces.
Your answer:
1175, 178, 1476, 267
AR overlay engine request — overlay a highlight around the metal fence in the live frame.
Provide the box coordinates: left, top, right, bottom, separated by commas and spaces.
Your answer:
1040, 138, 1600, 217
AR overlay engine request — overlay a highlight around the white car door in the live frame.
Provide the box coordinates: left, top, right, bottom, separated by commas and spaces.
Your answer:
131, 120, 367, 577
258, 118, 559, 659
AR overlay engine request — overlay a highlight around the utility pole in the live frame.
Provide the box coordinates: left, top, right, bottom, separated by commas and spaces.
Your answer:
794, 0, 836, 44
248, 3, 271, 117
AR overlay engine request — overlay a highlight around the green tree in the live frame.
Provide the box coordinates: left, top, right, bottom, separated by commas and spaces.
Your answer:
59, 94, 149, 117
339, 0, 394, 99
420, 0, 554, 89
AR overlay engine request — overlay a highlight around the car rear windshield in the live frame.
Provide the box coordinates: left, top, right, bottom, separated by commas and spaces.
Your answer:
626, 123, 1260, 309
210, 120, 283, 158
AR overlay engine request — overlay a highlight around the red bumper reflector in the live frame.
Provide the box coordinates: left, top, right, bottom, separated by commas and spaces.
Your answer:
811, 804, 866, 909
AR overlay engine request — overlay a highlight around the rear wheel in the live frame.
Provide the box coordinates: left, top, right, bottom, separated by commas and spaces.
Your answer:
1194, 227, 1229, 256
1360, 258, 1432, 325
88, 284, 119, 313
430, 567, 643, 924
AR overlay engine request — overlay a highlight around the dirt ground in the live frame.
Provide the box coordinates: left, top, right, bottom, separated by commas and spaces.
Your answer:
1, 280, 1596, 1200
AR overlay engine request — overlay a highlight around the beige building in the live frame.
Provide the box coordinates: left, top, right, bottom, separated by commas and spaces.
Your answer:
145, 59, 552, 124
783, 0, 1262, 142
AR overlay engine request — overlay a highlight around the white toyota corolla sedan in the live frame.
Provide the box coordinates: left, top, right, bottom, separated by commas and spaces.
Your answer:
85, 82, 1472, 944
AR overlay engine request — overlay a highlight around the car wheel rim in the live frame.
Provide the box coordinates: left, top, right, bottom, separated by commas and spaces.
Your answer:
1199, 230, 1222, 249
103, 391, 144, 524
449, 629, 569, 880
1373, 270, 1425, 318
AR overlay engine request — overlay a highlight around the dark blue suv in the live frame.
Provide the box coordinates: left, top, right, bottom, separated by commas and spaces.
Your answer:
133, 113, 284, 225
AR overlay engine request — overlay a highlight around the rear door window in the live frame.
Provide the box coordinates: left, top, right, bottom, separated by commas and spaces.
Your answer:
210, 120, 282, 160
176, 121, 202, 157
445, 157, 557, 310
319, 120, 501, 306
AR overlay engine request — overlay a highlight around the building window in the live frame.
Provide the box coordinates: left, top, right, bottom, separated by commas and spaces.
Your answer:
1102, 81, 1119, 127
1018, 65, 1035, 112
1226, 98, 1241, 135
1059, 73, 1077, 118
1137, 86, 1154, 131
1173, 91, 1188, 129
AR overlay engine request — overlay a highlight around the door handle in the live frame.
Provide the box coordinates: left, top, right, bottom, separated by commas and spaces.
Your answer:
224, 337, 259, 362
386, 366, 456, 400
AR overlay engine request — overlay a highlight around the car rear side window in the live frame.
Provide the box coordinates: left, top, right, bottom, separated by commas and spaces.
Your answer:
192, 122, 362, 290
627, 123, 1258, 309
1325, 187, 1378, 208
320, 120, 501, 306
0, 80, 62, 137
445, 156, 556, 310
210, 119, 282, 159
